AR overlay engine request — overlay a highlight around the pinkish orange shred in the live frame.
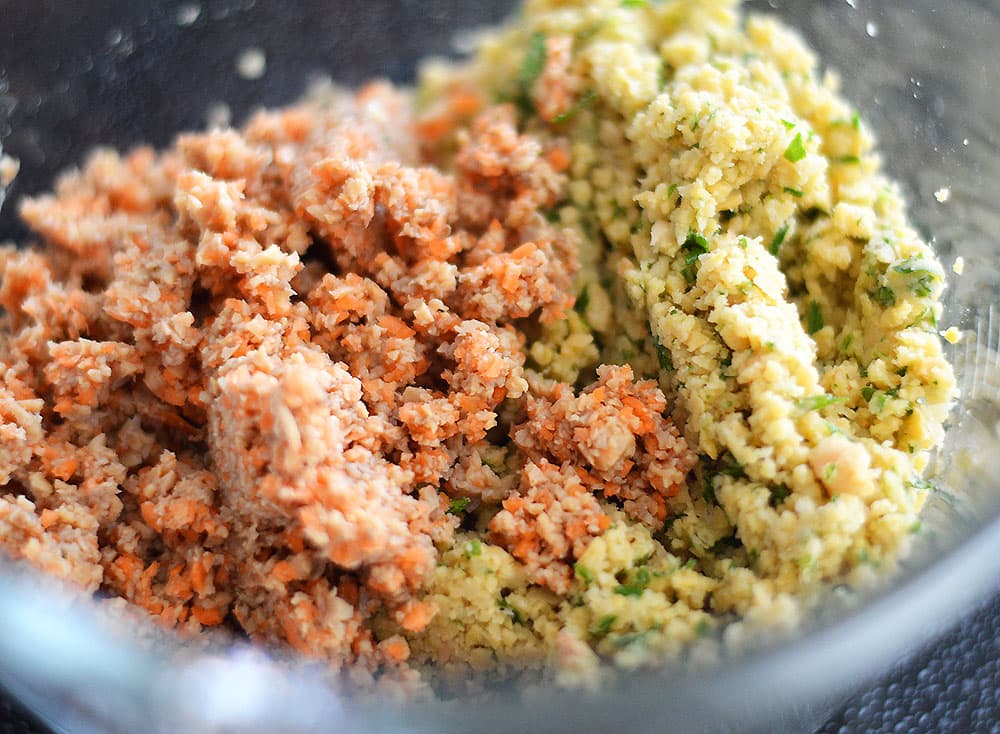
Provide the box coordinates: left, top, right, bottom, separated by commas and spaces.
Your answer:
0, 81, 694, 687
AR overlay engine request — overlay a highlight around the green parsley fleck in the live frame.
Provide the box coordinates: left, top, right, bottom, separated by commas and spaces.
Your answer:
781, 119, 796, 130
769, 484, 792, 508
593, 614, 618, 637
574, 563, 595, 584
807, 300, 824, 334
464, 539, 483, 558
621, 0, 646, 6
613, 567, 651, 597
518, 32, 547, 114
836, 155, 862, 164
893, 258, 940, 298
784, 187, 805, 198
769, 223, 790, 256
551, 88, 597, 124
655, 339, 674, 371
796, 394, 843, 412
497, 597, 524, 624
695, 618, 713, 638
861, 386, 876, 402
784, 133, 807, 163
873, 286, 896, 308
447, 497, 471, 515
680, 231, 710, 283
574, 285, 590, 316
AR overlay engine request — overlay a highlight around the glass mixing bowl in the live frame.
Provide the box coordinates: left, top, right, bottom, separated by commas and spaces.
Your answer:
1, 1, 999, 732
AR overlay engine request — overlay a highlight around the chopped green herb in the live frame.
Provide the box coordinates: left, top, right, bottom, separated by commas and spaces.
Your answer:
497, 597, 524, 624
783, 132, 807, 163
660, 513, 681, 537
701, 475, 718, 505
610, 631, 649, 649
909, 521, 923, 535
593, 614, 618, 637
574, 563, 595, 584
613, 567, 651, 597
517, 32, 547, 115
621, 0, 646, 6
542, 207, 561, 223
655, 340, 673, 371
769, 223, 790, 256
893, 258, 940, 298
781, 119, 796, 130
852, 111, 861, 130
551, 88, 597, 124
683, 558, 697, 570
574, 285, 590, 316
464, 539, 483, 558
784, 187, 805, 198
873, 286, 896, 308
695, 618, 713, 638
796, 394, 843, 412
521, 32, 547, 89
836, 155, 862, 164
806, 300, 824, 334
840, 334, 854, 353
769, 484, 792, 508
691, 111, 700, 131
667, 183, 679, 198
680, 231, 710, 283
718, 454, 746, 478
447, 497, 471, 515
861, 386, 876, 402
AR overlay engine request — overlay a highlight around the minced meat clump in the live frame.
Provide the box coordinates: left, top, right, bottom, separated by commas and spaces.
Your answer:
0, 81, 694, 691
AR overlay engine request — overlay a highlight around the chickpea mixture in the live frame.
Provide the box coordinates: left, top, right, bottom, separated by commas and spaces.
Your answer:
0, 0, 957, 694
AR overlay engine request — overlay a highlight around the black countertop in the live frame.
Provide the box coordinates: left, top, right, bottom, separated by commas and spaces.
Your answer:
3, 588, 999, 734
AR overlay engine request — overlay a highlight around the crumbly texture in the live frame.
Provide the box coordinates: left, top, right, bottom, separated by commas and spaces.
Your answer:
0, 0, 958, 694
0, 79, 694, 690
412, 0, 957, 680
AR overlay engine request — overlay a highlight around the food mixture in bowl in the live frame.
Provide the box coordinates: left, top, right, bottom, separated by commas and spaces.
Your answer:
0, 0, 957, 694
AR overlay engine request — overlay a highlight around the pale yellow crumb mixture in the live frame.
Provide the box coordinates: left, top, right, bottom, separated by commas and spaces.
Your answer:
409, 0, 957, 685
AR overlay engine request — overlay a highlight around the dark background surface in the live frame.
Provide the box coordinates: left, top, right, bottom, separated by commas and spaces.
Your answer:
2, 587, 999, 732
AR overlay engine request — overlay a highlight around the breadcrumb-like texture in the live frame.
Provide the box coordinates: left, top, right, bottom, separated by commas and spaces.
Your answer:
0, 81, 636, 686
489, 459, 610, 594
512, 365, 696, 529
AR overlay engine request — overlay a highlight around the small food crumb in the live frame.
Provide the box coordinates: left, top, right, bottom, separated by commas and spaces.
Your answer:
953, 257, 965, 275
176, 3, 201, 26
236, 48, 267, 80
934, 187, 951, 203
941, 327, 962, 345
204, 102, 232, 129
0, 155, 18, 187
